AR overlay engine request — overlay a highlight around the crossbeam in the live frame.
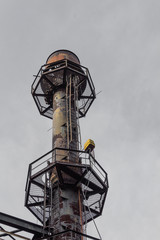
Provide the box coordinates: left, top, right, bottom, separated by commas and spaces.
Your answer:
0, 212, 48, 236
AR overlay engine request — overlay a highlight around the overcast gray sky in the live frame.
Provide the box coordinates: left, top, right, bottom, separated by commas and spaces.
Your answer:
0, 0, 160, 239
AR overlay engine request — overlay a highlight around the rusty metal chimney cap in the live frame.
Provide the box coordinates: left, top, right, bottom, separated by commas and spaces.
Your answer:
46, 49, 80, 65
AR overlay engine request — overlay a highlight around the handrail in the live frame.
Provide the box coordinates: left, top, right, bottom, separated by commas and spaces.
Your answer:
28, 148, 107, 185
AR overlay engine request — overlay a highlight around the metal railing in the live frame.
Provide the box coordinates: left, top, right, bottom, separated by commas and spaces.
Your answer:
26, 148, 107, 187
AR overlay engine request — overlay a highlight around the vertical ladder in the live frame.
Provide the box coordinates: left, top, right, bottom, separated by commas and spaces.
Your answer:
66, 75, 82, 151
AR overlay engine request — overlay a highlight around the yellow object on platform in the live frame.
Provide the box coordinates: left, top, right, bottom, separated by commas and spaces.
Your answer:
84, 139, 95, 152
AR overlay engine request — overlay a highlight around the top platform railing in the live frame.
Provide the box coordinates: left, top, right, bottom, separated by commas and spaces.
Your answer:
31, 59, 95, 95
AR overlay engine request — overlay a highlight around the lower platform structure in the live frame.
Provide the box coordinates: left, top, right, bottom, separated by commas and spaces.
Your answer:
25, 148, 108, 238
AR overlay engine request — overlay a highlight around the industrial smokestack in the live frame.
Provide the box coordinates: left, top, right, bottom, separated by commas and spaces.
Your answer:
25, 50, 108, 240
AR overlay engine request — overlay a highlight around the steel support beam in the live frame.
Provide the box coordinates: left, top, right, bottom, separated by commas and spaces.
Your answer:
0, 212, 48, 236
